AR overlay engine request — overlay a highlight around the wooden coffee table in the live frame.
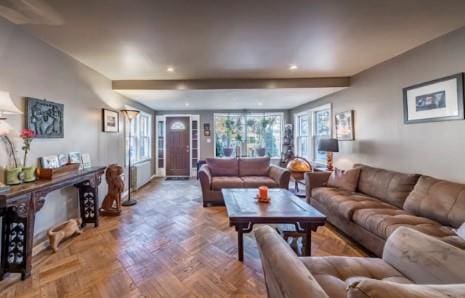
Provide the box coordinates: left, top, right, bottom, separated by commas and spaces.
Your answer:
222, 188, 326, 262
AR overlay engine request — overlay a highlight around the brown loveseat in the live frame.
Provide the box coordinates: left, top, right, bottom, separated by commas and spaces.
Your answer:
198, 157, 290, 207
255, 225, 465, 298
306, 164, 465, 256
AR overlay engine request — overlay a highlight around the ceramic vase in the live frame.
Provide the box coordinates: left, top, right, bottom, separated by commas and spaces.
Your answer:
22, 166, 36, 183
5, 167, 23, 185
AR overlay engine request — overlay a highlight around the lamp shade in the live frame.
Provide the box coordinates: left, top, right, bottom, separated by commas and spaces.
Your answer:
0, 91, 22, 115
318, 138, 339, 152
121, 109, 140, 121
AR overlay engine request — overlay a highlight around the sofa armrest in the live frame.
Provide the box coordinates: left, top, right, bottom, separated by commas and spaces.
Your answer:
255, 226, 328, 298
269, 165, 291, 189
383, 227, 465, 284
198, 165, 212, 192
304, 172, 331, 199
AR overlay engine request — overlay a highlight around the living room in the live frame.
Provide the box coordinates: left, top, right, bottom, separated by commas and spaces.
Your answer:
1, 1, 465, 297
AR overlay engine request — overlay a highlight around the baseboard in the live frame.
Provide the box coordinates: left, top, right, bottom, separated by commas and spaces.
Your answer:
32, 239, 49, 256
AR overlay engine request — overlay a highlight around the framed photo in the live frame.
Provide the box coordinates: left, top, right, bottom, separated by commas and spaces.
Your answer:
335, 110, 354, 141
403, 73, 464, 124
58, 153, 68, 166
68, 152, 82, 164
26, 98, 64, 138
203, 123, 210, 136
102, 109, 119, 132
81, 153, 91, 169
41, 155, 60, 168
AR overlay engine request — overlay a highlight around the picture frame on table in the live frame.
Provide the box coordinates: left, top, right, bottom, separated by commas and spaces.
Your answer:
102, 109, 119, 132
403, 73, 464, 124
68, 152, 82, 164
41, 155, 60, 169
335, 110, 354, 141
58, 153, 68, 166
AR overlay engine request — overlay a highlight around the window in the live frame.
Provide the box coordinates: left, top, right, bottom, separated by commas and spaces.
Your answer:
214, 113, 282, 158
294, 104, 331, 163
126, 111, 152, 163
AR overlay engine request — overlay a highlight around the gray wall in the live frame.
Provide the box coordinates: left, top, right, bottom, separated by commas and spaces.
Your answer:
155, 110, 291, 159
0, 18, 154, 242
291, 26, 465, 182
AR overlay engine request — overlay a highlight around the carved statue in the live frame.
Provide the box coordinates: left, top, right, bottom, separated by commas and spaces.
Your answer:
48, 218, 83, 253
99, 164, 124, 216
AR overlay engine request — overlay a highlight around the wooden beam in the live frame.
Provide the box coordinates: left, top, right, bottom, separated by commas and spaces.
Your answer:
112, 77, 350, 90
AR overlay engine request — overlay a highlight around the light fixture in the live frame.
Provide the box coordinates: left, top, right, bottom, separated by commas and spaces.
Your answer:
185, 102, 190, 107
121, 109, 140, 207
0, 91, 22, 119
289, 64, 298, 70
258, 102, 263, 106
167, 66, 175, 73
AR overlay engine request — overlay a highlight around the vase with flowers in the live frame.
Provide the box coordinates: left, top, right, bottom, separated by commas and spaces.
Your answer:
20, 128, 36, 182
1, 129, 21, 185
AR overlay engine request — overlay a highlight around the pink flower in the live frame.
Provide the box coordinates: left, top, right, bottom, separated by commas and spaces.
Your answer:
20, 128, 35, 139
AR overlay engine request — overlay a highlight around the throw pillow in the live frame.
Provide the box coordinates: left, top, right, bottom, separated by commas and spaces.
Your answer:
327, 167, 361, 192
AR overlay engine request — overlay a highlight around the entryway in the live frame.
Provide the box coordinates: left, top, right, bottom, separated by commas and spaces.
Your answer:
166, 116, 190, 176
155, 114, 200, 177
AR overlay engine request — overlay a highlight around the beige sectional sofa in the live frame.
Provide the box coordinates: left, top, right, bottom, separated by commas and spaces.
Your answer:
255, 225, 465, 298
198, 157, 290, 206
305, 164, 465, 256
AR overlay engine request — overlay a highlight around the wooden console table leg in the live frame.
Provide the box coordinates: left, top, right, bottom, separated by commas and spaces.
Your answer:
75, 177, 101, 228
1, 195, 35, 280
234, 223, 253, 262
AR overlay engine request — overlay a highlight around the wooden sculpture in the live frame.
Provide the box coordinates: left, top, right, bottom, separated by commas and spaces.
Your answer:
48, 218, 83, 253
99, 164, 124, 216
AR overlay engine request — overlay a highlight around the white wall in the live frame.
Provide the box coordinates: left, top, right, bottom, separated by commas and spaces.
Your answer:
291, 26, 465, 182
0, 18, 154, 242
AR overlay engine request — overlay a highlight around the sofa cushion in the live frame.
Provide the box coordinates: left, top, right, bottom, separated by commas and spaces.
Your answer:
327, 168, 361, 192
403, 176, 465, 228
241, 176, 279, 188
238, 157, 270, 176
300, 256, 411, 298
312, 187, 397, 220
211, 176, 243, 190
206, 158, 239, 176
354, 164, 420, 208
347, 279, 465, 298
352, 208, 465, 249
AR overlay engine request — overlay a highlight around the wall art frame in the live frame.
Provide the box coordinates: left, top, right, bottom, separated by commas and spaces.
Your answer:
26, 98, 64, 138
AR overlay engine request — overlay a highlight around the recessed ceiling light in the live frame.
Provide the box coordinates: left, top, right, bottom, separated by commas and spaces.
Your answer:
185, 102, 190, 107
289, 64, 298, 70
258, 102, 263, 106
167, 66, 175, 72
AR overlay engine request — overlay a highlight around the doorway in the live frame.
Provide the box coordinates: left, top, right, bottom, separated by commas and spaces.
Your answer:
166, 116, 190, 176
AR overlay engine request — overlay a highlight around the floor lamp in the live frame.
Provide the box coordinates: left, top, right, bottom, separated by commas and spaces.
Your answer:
121, 109, 140, 206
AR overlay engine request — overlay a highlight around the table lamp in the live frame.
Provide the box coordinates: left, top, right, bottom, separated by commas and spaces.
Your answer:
318, 138, 339, 171
121, 109, 140, 206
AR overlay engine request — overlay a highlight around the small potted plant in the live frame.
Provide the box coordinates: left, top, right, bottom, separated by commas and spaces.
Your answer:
20, 128, 36, 182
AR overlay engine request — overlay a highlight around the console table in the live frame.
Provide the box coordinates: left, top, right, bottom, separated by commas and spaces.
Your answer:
0, 166, 105, 280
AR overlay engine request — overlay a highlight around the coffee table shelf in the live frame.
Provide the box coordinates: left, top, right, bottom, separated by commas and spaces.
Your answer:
222, 188, 326, 261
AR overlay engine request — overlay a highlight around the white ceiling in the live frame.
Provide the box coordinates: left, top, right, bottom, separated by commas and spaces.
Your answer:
114, 88, 346, 110
3, 0, 465, 110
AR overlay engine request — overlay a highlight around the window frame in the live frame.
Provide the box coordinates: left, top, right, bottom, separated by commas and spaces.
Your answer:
125, 110, 152, 165
213, 112, 284, 158
294, 103, 332, 164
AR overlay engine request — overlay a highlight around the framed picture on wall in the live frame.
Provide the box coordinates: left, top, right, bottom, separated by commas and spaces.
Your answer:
26, 98, 64, 138
102, 109, 119, 132
335, 110, 354, 141
403, 73, 464, 124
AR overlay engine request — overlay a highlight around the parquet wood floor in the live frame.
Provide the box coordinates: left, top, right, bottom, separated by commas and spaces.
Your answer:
0, 179, 366, 297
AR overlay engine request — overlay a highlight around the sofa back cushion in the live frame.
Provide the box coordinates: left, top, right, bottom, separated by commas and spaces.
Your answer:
239, 157, 270, 176
403, 176, 465, 228
354, 164, 420, 208
206, 158, 239, 176
327, 168, 361, 192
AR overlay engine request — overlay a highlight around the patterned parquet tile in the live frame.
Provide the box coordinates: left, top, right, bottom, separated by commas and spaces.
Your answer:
0, 179, 366, 297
